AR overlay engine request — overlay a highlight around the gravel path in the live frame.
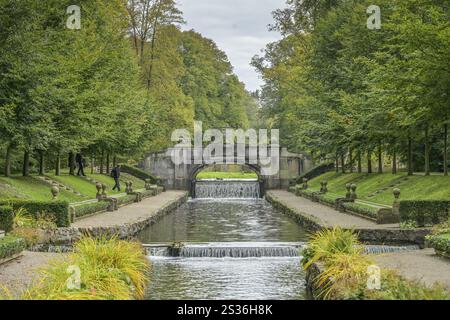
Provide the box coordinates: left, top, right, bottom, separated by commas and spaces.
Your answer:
73, 191, 187, 228
267, 190, 399, 230
375, 249, 450, 290
0, 251, 64, 298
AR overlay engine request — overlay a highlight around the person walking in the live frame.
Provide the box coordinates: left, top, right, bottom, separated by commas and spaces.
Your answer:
111, 164, 121, 191
76, 153, 85, 176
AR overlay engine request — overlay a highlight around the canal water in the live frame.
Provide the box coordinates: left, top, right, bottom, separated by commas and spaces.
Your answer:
137, 182, 309, 300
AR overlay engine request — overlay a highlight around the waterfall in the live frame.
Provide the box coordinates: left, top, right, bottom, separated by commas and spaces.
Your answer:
145, 242, 304, 258
195, 180, 260, 199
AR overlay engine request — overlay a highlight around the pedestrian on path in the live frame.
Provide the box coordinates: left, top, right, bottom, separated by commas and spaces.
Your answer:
111, 164, 121, 191
76, 153, 85, 176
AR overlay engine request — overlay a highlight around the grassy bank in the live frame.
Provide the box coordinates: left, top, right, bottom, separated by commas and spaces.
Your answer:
306, 172, 450, 206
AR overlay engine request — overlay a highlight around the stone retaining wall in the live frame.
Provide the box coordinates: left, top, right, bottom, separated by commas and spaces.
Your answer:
266, 193, 430, 245
32, 193, 188, 251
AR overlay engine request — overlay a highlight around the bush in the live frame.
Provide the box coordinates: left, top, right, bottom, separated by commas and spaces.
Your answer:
0, 200, 71, 227
23, 237, 151, 300
0, 206, 14, 232
120, 165, 157, 184
399, 200, 450, 227
72, 202, 109, 219
426, 233, 450, 258
341, 202, 378, 219
0, 235, 26, 260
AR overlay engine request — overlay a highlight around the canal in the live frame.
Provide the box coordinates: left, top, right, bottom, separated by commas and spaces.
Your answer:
137, 181, 309, 300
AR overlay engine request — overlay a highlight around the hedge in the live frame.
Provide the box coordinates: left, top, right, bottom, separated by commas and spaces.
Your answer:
399, 200, 450, 227
121, 165, 157, 184
341, 202, 379, 220
72, 202, 110, 219
0, 206, 14, 233
0, 235, 26, 261
0, 200, 71, 227
426, 233, 450, 258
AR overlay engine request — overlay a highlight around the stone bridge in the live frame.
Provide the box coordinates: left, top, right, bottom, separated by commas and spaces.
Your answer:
141, 145, 313, 195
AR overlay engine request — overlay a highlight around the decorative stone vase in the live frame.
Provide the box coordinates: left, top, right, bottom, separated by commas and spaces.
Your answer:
393, 188, 401, 202
350, 184, 357, 200
101, 184, 107, 199
96, 183, 103, 200
345, 183, 352, 199
145, 179, 152, 190
51, 185, 60, 200
392, 188, 401, 217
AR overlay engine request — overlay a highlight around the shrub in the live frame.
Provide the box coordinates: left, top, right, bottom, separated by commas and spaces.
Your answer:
0, 200, 71, 227
120, 165, 157, 184
399, 200, 450, 227
23, 237, 151, 300
72, 202, 109, 219
0, 235, 26, 260
302, 227, 362, 269
341, 202, 378, 219
426, 233, 450, 258
0, 206, 14, 233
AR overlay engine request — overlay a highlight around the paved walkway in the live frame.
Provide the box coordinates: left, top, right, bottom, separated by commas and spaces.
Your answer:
0, 252, 63, 298
267, 190, 399, 230
375, 249, 450, 289
73, 190, 187, 228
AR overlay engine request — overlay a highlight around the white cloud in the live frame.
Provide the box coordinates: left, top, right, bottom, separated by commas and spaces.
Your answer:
177, 0, 286, 91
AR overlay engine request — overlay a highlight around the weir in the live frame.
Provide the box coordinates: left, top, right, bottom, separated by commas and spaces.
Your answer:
144, 242, 305, 258
194, 180, 261, 199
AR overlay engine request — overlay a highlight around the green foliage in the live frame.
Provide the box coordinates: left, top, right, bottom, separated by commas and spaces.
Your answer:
304, 228, 449, 300
72, 202, 109, 219
426, 233, 450, 258
341, 202, 378, 219
0, 200, 70, 227
399, 201, 450, 227
23, 237, 150, 300
0, 205, 13, 232
296, 163, 335, 184
0, 235, 26, 260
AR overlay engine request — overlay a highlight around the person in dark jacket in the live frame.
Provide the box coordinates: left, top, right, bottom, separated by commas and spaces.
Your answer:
111, 164, 121, 191
76, 153, 85, 176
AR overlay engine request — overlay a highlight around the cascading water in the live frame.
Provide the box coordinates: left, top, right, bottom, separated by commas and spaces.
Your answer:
194, 180, 260, 199
145, 242, 304, 258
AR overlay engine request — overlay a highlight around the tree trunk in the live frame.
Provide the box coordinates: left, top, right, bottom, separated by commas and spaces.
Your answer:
349, 149, 353, 173
408, 135, 413, 176
367, 151, 373, 174
22, 151, 30, 177
69, 152, 75, 175
39, 151, 45, 176
335, 153, 339, 173
392, 149, 397, 174
91, 154, 95, 175
341, 153, 345, 174
357, 150, 362, 173
113, 155, 117, 168
55, 154, 61, 176
106, 153, 110, 174
4, 144, 12, 177
100, 150, 104, 174
378, 144, 383, 174
424, 126, 430, 176
444, 124, 448, 176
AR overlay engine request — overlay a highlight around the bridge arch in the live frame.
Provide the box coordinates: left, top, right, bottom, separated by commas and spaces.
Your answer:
141, 146, 313, 192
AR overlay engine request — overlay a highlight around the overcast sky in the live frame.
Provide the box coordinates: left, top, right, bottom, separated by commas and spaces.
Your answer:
178, 0, 287, 92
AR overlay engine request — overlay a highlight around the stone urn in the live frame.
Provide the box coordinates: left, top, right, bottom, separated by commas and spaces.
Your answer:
393, 188, 401, 201
350, 184, 358, 200
51, 185, 60, 200
96, 182, 103, 200
345, 183, 352, 199
101, 183, 107, 199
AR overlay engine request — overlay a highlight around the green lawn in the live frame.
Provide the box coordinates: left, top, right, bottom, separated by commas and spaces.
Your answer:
307, 172, 450, 206
0, 176, 82, 202
196, 171, 258, 179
